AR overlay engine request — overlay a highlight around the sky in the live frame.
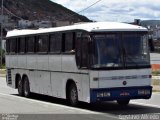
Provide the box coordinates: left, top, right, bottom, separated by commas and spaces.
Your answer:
50, 0, 160, 22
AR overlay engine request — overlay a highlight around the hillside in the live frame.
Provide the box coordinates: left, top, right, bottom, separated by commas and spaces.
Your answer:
141, 20, 160, 27
2, 0, 90, 23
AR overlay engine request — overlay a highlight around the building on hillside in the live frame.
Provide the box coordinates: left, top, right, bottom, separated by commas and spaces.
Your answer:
18, 20, 33, 29
33, 20, 52, 28
53, 21, 72, 27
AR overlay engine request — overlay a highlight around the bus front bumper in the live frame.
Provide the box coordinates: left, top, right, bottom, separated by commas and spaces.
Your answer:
90, 86, 152, 103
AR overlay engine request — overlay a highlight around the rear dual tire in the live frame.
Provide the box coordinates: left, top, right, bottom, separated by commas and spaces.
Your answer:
18, 77, 24, 96
18, 76, 31, 98
23, 77, 31, 98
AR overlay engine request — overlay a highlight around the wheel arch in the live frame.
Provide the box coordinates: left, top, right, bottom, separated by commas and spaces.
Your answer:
22, 74, 28, 81
66, 79, 77, 99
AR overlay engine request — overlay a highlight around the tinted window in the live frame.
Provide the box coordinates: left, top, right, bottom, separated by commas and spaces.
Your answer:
50, 33, 62, 53
75, 36, 81, 68
27, 36, 35, 53
6, 39, 10, 53
38, 35, 49, 53
81, 35, 89, 68
65, 32, 73, 52
19, 37, 26, 53
10, 38, 17, 53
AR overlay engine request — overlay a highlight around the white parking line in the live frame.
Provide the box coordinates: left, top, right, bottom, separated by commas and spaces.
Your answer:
0, 93, 119, 119
131, 102, 160, 109
153, 93, 160, 95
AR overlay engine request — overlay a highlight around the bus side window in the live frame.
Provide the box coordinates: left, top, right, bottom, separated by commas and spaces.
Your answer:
19, 37, 26, 53
65, 32, 74, 53
50, 33, 62, 53
75, 32, 89, 69
38, 35, 49, 53
81, 34, 89, 68
27, 36, 35, 53
10, 38, 17, 54
75, 36, 81, 68
6, 39, 10, 54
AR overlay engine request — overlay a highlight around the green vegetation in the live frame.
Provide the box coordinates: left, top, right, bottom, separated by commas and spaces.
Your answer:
0, 48, 6, 69
152, 70, 160, 76
152, 90, 160, 92
152, 79, 160, 86
0, 64, 5, 69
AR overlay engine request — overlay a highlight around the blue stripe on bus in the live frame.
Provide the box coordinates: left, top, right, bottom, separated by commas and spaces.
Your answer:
90, 86, 152, 103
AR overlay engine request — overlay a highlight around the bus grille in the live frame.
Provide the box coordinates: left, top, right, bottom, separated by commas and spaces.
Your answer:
7, 69, 12, 85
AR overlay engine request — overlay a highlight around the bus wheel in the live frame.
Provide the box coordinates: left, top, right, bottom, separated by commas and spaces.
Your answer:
23, 77, 31, 98
117, 100, 130, 105
69, 83, 78, 106
18, 77, 24, 96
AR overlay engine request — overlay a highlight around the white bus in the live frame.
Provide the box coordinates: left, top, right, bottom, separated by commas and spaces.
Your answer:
6, 22, 152, 106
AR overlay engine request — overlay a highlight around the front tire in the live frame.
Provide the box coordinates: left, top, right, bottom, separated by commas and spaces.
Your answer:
117, 100, 130, 105
68, 83, 78, 106
23, 77, 31, 98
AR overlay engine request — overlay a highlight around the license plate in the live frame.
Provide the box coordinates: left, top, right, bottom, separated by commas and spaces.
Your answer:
120, 92, 130, 96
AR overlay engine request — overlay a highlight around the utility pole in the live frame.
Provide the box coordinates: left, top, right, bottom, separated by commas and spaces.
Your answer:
0, 0, 3, 69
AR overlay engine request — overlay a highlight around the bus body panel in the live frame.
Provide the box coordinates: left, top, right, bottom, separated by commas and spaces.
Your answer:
17, 55, 27, 69
27, 55, 37, 70
6, 54, 91, 103
49, 55, 61, 71
98, 69, 151, 88
89, 69, 151, 89
37, 55, 49, 70
89, 69, 152, 103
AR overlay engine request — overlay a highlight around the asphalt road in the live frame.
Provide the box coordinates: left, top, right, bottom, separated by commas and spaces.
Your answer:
0, 77, 160, 120
150, 53, 160, 64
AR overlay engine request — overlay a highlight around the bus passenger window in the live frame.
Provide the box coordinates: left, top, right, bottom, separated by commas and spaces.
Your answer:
75, 37, 81, 68
27, 37, 35, 53
38, 35, 49, 53
75, 32, 89, 69
10, 38, 17, 53
81, 36, 89, 68
6, 39, 10, 53
50, 33, 62, 53
19, 37, 26, 53
65, 32, 74, 53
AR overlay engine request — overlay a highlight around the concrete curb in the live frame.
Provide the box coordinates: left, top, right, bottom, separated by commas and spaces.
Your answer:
0, 74, 5, 77
152, 76, 160, 80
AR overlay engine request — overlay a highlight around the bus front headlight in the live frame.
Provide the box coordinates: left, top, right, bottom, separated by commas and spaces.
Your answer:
138, 89, 150, 95
97, 92, 103, 97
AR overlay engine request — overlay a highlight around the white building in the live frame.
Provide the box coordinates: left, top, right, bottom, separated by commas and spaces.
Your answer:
18, 20, 33, 29
33, 20, 52, 28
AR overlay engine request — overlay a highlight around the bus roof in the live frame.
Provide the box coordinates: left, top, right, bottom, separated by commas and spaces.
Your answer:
6, 22, 148, 38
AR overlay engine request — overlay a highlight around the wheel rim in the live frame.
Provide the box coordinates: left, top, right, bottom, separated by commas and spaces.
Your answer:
70, 87, 77, 104
24, 80, 29, 96
18, 80, 22, 94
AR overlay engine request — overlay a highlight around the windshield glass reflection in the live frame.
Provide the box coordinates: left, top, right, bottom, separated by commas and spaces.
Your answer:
91, 33, 150, 69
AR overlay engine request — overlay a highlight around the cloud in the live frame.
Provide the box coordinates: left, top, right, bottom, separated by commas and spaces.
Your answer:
51, 0, 160, 22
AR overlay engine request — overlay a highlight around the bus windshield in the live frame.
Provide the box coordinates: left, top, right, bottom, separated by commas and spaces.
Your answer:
92, 32, 150, 69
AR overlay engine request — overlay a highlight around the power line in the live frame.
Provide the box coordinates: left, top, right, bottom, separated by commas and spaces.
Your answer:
3, 7, 23, 20
53, 0, 102, 22
77, 0, 102, 14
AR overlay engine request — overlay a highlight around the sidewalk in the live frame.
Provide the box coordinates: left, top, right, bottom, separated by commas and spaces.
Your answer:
152, 85, 160, 92
0, 69, 6, 77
